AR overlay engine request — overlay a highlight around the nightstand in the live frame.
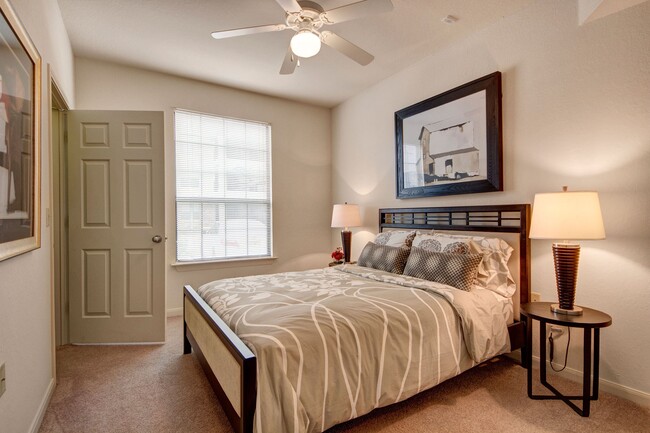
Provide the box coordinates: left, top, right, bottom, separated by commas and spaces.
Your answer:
329, 261, 356, 267
521, 302, 612, 417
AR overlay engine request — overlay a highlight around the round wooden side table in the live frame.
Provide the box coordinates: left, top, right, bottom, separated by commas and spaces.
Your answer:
520, 301, 612, 417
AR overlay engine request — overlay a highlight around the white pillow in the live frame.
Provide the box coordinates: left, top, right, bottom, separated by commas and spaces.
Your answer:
468, 239, 516, 298
373, 230, 416, 248
412, 232, 516, 298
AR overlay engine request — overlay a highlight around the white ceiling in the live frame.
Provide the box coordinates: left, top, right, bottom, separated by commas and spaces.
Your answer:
57, 0, 535, 107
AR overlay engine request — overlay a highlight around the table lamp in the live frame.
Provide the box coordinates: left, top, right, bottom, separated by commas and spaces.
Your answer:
331, 203, 361, 263
529, 187, 605, 315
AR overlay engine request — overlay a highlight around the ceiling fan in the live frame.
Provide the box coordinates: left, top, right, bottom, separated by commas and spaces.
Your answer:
211, 0, 394, 75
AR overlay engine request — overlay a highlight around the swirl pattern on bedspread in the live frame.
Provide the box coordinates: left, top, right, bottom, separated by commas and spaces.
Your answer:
197, 265, 510, 433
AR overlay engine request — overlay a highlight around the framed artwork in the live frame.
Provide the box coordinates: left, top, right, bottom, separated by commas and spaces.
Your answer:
395, 72, 502, 199
0, 0, 41, 261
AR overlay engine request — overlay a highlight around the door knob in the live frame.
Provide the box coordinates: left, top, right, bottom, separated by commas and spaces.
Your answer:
152, 235, 163, 243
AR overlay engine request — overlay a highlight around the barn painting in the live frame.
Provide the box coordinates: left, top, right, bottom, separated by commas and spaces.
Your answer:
420, 119, 479, 184
395, 72, 503, 198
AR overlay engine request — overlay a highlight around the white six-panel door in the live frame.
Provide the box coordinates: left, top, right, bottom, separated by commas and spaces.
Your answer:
67, 111, 165, 343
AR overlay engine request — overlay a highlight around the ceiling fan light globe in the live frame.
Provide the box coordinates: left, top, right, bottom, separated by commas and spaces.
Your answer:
290, 30, 321, 58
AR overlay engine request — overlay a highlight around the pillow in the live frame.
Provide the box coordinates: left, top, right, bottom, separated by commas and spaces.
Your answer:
426, 232, 513, 258
413, 232, 516, 297
403, 247, 483, 292
468, 240, 516, 298
373, 230, 416, 248
412, 232, 472, 254
357, 242, 411, 274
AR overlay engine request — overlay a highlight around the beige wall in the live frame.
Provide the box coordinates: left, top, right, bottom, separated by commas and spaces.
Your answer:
332, 0, 650, 399
0, 0, 74, 432
1, 2, 648, 431
73, 57, 332, 314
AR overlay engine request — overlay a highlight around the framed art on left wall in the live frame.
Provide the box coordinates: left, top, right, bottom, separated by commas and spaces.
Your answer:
0, 0, 41, 262
395, 72, 503, 199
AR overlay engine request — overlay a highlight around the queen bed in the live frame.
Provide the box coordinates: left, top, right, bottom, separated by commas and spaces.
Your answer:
183, 204, 530, 433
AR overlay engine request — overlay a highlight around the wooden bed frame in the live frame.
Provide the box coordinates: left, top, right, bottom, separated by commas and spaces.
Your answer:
183, 204, 531, 433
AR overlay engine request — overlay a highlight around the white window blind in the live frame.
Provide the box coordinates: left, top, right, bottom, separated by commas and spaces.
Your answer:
175, 109, 272, 262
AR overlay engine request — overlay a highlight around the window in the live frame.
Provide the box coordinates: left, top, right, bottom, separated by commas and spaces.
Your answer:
175, 109, 272, 262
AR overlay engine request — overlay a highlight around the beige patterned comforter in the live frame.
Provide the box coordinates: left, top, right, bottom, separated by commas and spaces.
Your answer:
197, 265, 511, 433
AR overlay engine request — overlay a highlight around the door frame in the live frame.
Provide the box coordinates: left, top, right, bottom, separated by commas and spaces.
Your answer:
48, 65, 70, 374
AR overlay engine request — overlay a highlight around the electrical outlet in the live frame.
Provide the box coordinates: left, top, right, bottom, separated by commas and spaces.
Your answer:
0, 363, 6, 398
549, 326, 565, 337
531, 292, 541, 302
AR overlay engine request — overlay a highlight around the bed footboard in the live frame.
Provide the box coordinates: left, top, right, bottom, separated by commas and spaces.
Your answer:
183, 285, 256, 433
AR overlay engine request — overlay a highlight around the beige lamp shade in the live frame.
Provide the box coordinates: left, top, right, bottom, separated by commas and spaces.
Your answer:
529, 190, 606, 240
331, 203, 361, 229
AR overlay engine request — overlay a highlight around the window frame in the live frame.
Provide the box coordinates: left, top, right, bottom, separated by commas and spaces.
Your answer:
173, 108, 273, 264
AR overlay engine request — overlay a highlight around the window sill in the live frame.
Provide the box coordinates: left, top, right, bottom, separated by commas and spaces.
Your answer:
171, 256, 278, 271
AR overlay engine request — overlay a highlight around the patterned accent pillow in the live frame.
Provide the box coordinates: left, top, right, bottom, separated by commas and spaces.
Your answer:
357, 242, 411, 274
416, 232, 515, 297
403, 247, 483, 292
412, 233, 471, 254
373, 230, 416, 248
440, 233, 513, 259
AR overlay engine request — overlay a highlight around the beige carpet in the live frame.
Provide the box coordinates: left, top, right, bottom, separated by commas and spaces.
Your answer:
40, 317, 649, 433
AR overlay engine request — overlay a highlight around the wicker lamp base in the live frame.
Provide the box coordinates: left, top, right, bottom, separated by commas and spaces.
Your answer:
551, 242, 583, 316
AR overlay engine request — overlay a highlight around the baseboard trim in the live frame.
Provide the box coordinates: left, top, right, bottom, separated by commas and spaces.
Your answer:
167, 307, 183, 317
29, 377, 55, 433
531, 356, 650, 407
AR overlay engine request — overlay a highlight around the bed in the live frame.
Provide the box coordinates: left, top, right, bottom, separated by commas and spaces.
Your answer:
183, 204, 530, 433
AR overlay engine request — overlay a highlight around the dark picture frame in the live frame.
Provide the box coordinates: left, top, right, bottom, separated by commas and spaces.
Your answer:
0, 0, 41, 261
395, 72, 502, 199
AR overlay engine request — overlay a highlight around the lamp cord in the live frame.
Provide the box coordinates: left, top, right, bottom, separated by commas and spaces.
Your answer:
549, 327, 571, 372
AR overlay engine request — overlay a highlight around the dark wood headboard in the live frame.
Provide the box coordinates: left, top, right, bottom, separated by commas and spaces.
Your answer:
378, 204, 531, 305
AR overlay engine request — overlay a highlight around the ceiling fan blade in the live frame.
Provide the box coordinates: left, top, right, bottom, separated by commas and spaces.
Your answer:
279, 48, 298, 75
275, 0, 302, 13
321, 31, 374, 65
323, 0, 393, 24
211, 23, 287, 40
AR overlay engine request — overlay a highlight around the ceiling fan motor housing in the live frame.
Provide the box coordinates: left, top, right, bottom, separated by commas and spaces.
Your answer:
287, 1, 326, 34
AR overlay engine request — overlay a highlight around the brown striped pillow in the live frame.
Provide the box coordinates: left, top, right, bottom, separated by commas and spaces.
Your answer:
357, 242, 411, 274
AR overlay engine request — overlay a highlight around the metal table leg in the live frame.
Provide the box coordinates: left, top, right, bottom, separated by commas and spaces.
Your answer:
527, 320, 597, 416
593, 328, 600, 400
582, 327, 592, 416
540, 319, 547, 386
